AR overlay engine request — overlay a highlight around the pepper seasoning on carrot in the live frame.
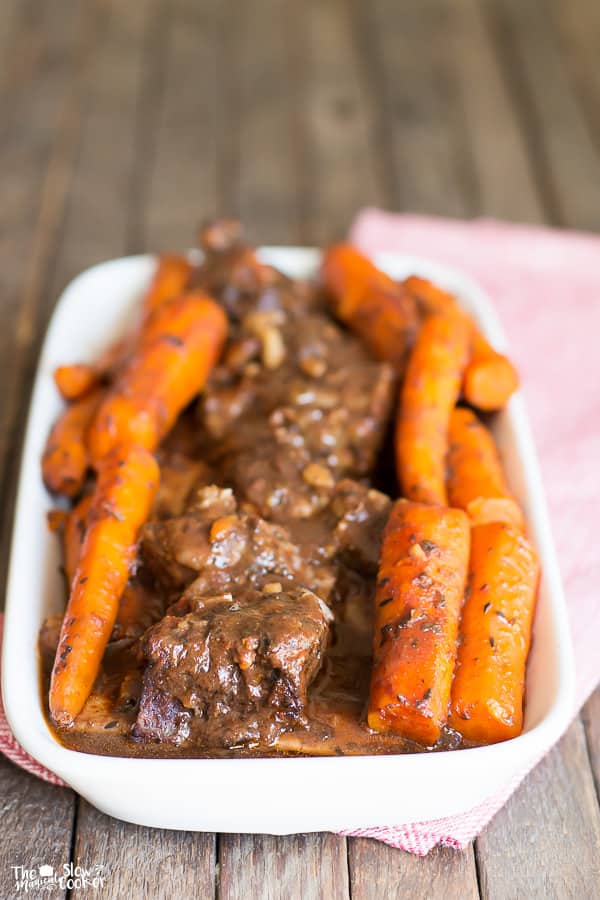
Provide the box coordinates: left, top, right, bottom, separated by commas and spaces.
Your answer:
447, 407, 524, 530
449, 521, 540, 743
87, 291, 227, 462
321, 243, 418, 371
368, 499, 470, 746
395, 313, 470, 506
49, 444, 159, 727
404, 275, 519, 411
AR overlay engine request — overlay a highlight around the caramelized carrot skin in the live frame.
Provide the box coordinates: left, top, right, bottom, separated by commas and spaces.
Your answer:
63, 493, 93, 587
395, 313, 470, 505
42, 389, 103, 498
54, 364, 100, 401
88, 292, 227, 462
50, 445, 159, 727
447, 407, 524, 530
404, 275, 519, 411
449, 522, 540, 743
321, 244, 418, 370
368, 500, 470, 745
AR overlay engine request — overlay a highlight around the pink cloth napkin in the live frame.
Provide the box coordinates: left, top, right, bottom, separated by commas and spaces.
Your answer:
1, 211, 599, 854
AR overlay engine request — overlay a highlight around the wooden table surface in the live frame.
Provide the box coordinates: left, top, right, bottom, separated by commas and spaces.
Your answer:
1, 0, 600, 897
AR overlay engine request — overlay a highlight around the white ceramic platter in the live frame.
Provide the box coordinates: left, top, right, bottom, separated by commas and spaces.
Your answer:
1, 248, 575, 832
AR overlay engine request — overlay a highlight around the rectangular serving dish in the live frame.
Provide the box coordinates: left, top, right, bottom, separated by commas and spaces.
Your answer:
1, 247, 575, 832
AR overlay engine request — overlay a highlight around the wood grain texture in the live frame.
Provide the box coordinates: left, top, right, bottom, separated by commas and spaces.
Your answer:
485, 0, 600, 229
442, 0, 544, 223
476, 721, 600, 899
354, 0, 476, 217
349, 841, 479, 900
142, 0, 220, 250
218, 833, 349, 900
74, 800, 215, 900
228, 0, 300, 244
582, 688, 600, 799
47, 0, 159, 298
0, 757, 75, 899
292, 0, 386, 244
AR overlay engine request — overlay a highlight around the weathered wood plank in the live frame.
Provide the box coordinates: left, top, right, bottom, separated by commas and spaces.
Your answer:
354, 0, 476, 217
349, 841, 479, 900
227, 0, 300, 245
141, 0, 220, 251
291, 0, 386, 244
484, 0, 600, 230
442, 0, 544, 223
476, 721, 600, 899
0, 0, 93, 481
47, 0, 160, 295
73, 800, 215, 899
582, 688, 600, 800
0, 757, 75, 899
218, 833, 349, 900
551, 0, 600, 158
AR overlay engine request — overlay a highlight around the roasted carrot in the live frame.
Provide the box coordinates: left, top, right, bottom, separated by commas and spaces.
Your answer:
404, 275, 519, 411
395, 313, 470, 505
142, 254, 193, 318
368, 500, 470, 745
49, 444, 159, 727
42, 388, 103, 498
447, 407, 524, 530
87, 291, 227, 462
54, 364, 100, 401
321, 244, 418, 371
63, 493, 93, 587
449, 521, 540, 743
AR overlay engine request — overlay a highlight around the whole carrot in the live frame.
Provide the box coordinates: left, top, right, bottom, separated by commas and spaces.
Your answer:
449, 521, 540, 743
447, 407, 524, 530
321, 244, 418, 371
368, 500, 470, 746
87, 291, 227, 462
395, 313, 470, 505
50, 444, 159, 727
404, 275, 519, 411
42, 388, 104, 498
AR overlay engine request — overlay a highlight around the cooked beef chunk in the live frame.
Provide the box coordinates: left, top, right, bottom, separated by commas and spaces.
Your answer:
141, 485, 336, 600
133, 586, 331, 747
